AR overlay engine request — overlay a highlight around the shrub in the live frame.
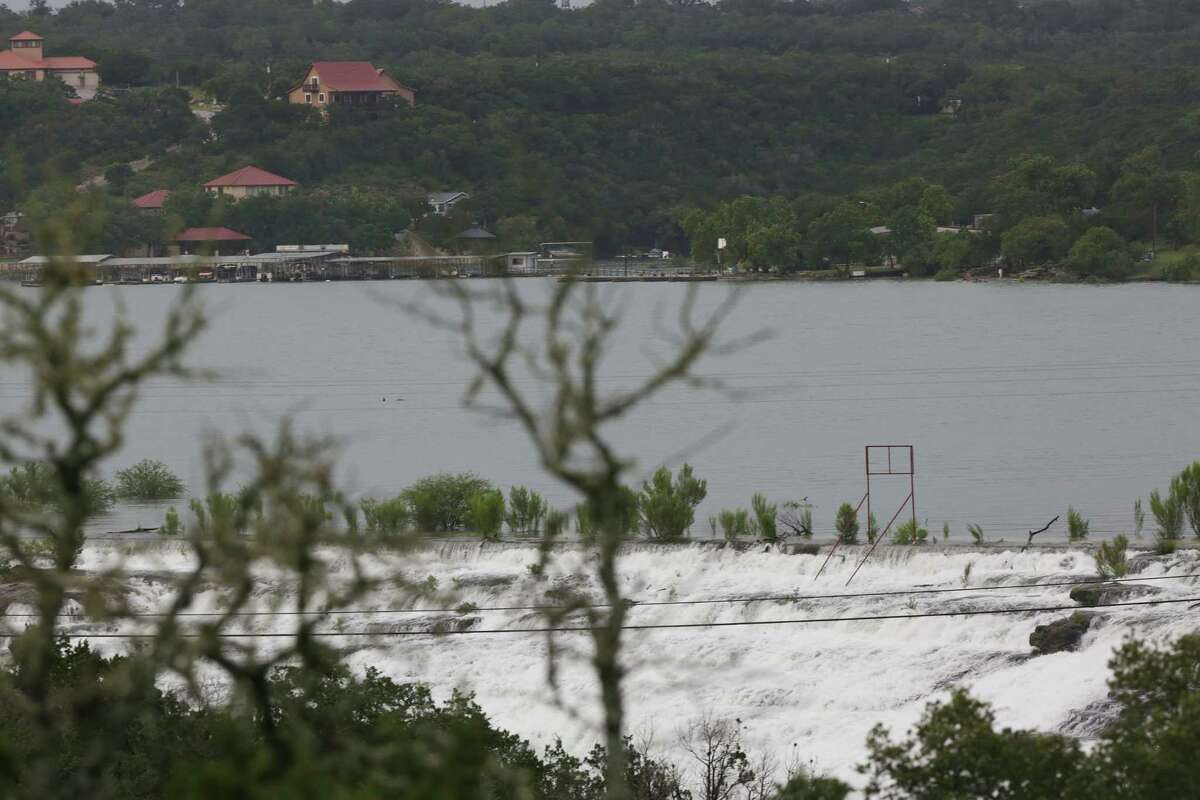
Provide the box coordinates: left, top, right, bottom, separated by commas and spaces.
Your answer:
361, 496, 411, 536
467, 489, 505, 540
1096, 534, 1129, 579
402, 473, 491, 532
968, 523, 985, 545
1180, 462, 1200, 538
161, 506, 182, 536
1149, 479, 1185, 549
1134, 498, 1145, 538
114, 459, 185, 500
1162, 253, 1199, 282
866, 512, 879, 543
718, 508, 752, 539
751, 493, 778, 541
1066, 506, 1090, 541
506, 486, 547, 534
637, 464, 707, 541
189, 491, 257, 535
779, 501, 813, 538
0, 461, 115, 517
834, 503, 859, 544
933, 267, 959, 282
892, 519, 928, 545
544, 508, 570, 538
576, 486, 639, 542
942, 521, 950, 541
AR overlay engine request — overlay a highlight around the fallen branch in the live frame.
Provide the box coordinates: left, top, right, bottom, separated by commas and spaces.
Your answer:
1022, 516, 1060, 552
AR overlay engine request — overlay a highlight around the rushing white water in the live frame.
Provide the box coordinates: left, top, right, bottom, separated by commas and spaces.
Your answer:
34, 540, 1199, 788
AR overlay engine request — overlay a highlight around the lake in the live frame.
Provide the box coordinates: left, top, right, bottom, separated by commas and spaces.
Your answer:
7, 279, 1198, 541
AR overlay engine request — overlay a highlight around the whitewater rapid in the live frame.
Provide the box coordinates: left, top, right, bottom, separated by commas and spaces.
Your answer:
47, 541, 1200, 787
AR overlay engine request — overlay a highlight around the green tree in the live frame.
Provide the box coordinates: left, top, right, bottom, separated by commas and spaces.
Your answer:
1000, 215, 1071, 268
834, 502, 859, 544
637, 464, 707, 541
1068, 227, 1133, 279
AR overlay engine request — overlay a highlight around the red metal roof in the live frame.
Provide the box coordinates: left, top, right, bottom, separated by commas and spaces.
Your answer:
9, 31, 44, 41
0, 51, 37, 69
133, 189, 170, 209
175, 227, 252, 242
204, 165, 298, 188
309, 62, 404, 93
43, 56, 97, 69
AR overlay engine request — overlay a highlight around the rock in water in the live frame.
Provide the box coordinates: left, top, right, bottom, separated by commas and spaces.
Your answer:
1030, 612, 1094, 655
1069, 582, 1160, 607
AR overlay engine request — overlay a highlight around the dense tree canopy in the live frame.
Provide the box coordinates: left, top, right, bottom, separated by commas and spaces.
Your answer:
2, 0, 1200, 263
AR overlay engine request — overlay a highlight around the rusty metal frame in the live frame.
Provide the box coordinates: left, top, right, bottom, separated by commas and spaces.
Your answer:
844, 445, 916, 586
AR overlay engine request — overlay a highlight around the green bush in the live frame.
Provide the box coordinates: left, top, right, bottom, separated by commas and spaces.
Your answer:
1066, 506, 1090, 541
1149, 478, 1185, 548
968, 523, 985, 544
0, 462, 115, 517
1096, 534, 1129, 578
161, 506, 182, 536
114, 459, 185, 500
1162, 254, 1199, 283
892, 519, 929, 545
575, 486, 639, 542
360, 496, 411, 536
866, 512, 880, 543
933, 267, 959, 282
402, 473, 492, 532
835, 502, 859, 544
637, 464, 707, 541
751, 493, 778, 541
506, 486, 547, 534
467, 489, 505, 540
544, 508, 570, 538
1180, 461, 1200, 537
188, 491, 257, 536
718, 508, 752, 539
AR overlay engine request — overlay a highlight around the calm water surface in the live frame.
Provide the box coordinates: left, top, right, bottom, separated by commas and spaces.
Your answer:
10, 279, 1198, 541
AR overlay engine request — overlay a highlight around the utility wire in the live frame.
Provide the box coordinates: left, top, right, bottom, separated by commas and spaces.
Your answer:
2, 595, 1196, 639
4, 573, 1199, 619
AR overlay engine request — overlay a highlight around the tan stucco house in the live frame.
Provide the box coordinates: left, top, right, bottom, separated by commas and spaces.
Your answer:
287, 62, 414, 112
204, 165, 298, 200
0, 31, 99, 97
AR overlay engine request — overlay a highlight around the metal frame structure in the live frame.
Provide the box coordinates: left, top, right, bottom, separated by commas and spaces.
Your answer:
814, 445, 917, 584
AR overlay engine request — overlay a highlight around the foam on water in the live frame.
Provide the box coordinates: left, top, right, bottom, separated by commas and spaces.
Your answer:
41, 541, 1200, 787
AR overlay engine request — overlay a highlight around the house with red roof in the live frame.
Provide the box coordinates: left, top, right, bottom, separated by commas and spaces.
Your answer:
133, 189, 170, 214
0, 32, 99, 97
204, 165, 298, 201
174, 226, 252, 255
286, 62, 414, 112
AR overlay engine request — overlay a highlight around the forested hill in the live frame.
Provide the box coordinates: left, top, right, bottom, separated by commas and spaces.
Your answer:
3, 0, 1200, 260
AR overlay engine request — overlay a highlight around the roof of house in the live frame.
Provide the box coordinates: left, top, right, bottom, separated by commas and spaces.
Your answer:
175, 227, 252, 242
133, 190, 170, 209
457, 226, 496, 240
429, 191, 469, 205
43, 56, 97, 69
204, 165, 298, 188
304, 61, 411, 93
9, 31, 44, 41
0, 51, 96, 70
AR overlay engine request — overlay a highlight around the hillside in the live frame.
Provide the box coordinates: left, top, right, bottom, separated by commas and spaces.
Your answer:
2, 0, 1200, 269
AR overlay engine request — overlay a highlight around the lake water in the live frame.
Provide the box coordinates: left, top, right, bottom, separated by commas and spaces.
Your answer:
7, 279, 1199, 541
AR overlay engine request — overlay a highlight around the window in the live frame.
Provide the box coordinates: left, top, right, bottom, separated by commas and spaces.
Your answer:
318, 93, 325, 103
304, 93, 311, 103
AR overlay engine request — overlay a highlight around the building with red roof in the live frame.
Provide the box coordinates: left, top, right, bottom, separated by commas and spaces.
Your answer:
174, 227, 252, 255
287, 61, 414, 113
0, 32, 99, 98
133, 189, 170, 213
203, 165, 298, 201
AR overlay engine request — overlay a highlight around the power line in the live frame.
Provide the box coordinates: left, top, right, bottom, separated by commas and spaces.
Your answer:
2, 595, 1195, 639
3, 573, 1198, 619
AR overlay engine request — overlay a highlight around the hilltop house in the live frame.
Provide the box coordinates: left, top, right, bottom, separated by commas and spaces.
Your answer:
428, 191, 469, 216
287, 62, 414, 111
0, 32, 99, 97
133, 189, 170, 214
204, 165, 298, 200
